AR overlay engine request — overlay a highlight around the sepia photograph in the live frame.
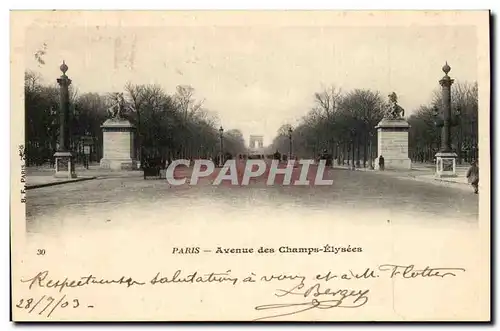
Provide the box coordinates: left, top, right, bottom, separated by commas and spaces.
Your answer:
11, 10, 490, 322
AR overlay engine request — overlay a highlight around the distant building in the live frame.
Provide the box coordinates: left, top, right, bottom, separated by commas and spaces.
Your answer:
248, 135, 266, 159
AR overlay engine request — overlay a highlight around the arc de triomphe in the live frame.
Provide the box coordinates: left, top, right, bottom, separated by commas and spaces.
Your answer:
249, 135, 264, 149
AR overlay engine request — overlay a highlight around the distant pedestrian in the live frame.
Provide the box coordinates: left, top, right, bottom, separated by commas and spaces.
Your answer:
378, 155, 385, 171
321, 149, 332, 167
466, 160, 479, 194
273, 150, 281, 160
84, 155, 89, 169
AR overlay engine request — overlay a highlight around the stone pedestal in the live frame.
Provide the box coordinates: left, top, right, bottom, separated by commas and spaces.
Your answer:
435, 152, 457, 177
374, 118, 412, 170
100, 118, 137, 170
54, 151, 77, 178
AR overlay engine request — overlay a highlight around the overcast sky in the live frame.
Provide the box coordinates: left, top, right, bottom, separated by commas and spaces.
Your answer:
25, 24, 477, 145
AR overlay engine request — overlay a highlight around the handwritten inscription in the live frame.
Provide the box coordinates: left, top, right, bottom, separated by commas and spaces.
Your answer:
379, 264, 466, 279
15, 295, 92, 318
21, 270, 146, 292
151, 270, 239, 285
18, 264, 466, 321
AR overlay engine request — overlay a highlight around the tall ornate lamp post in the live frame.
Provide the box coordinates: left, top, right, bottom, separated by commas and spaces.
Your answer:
336, 142, 340, 166
362, 116, 374, 169
435, 62, 458, 177
82, 131, 93, 169
288, 126, 293, 160
433, 105, 443, 155
219, 126, 224, 167
54, 61, 77, 178
470, 117, 477, 161
368, 131, 374, 170
49, 106, 58, 159
455, 105, 463, 165
350, 128, 356, 170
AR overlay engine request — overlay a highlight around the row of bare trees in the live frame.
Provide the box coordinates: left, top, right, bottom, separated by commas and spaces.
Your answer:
270, 87, 386, 167
270, 81, 478, 167
24, 70, 247, 166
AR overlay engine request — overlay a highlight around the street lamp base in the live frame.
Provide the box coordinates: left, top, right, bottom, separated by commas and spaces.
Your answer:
435, 152, 458, 178
54, 151, 77, 178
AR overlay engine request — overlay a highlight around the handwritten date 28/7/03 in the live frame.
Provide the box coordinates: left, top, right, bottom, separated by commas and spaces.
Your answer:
15, 295, 93, 318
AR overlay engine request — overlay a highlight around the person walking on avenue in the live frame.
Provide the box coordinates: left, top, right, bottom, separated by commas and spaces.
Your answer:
321, 149, 332, 167
378, 155, 385, 171
466, 160, 479, 194
273, 150, 281, 160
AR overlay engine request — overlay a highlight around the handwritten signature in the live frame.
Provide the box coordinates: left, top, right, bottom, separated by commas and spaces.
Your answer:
254, 264, 466, 321
254, 282, 369, 321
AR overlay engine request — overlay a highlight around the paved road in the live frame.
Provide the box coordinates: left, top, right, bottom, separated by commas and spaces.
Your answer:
25, 167, 479, 235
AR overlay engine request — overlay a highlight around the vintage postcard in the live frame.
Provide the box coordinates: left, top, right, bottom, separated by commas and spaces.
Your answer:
11, 10, 490, 322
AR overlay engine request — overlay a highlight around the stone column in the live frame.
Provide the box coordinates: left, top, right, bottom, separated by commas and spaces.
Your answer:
435, 62, 458, 177
54, 61, 77, 178
440, 62, 454, 152
218, 126, 224, 167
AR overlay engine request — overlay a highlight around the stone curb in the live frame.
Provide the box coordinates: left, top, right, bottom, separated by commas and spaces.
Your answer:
93, 173, 144, 179
332, 166, 469, 189
416, 175, 469, 184
386, 177, 469, 191
396, 176, 472, 191
26, 176, 97, 190
412, 176, 469, 187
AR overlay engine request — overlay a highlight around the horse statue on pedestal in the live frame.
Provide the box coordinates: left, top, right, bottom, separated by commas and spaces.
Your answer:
107, 92, 128, 119
385, 92, 405, 119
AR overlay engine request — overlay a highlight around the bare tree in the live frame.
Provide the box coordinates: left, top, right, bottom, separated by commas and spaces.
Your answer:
173, 85, 206, 157
340, 89, 385, 166
123, 82, 147, 164
314, 85, 343, 118
313, 85, 343, 154
24, 70, 42, 92
174, 85, 205, 120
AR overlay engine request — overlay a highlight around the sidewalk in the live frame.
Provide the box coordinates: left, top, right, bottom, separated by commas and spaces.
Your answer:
333, 163, 470, 190
26, 164, 143, 189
